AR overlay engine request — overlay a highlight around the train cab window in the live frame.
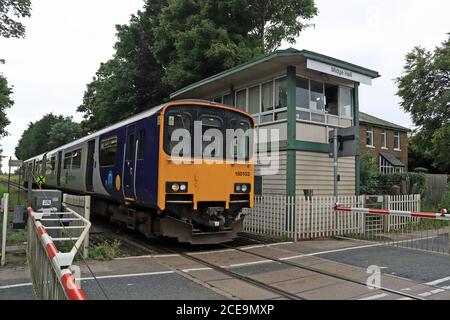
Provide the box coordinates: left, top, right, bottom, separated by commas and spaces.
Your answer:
200, 115, 223, 158
71, 149, 82, 169
100, 137, 118, 167
230, 118, 251, 161
137, 129, 146, 160
64, 152, 72, 169
165, 113, 192, 156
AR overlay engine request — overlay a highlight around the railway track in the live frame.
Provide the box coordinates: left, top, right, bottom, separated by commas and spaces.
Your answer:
0, 177, 27, 191
92, 220, 425, 300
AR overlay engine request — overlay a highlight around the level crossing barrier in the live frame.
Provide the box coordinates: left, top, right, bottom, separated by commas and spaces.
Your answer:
27, 205, 91, 300
335, 203, 450, 255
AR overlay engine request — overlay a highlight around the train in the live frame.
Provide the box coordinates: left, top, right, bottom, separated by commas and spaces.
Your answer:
23, 100, 255, 244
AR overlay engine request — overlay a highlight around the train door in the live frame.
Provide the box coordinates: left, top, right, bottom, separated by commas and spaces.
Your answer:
57, 151, 63, 186
123, 125, 136, 199
86, 140, 95, 192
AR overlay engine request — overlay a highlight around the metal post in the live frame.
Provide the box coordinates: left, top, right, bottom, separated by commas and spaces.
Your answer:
17, 166, 21, 205
7, 157, 11, 194
1, 193, 9, 266
27, 171, 32, 207
333, 128, 339, 197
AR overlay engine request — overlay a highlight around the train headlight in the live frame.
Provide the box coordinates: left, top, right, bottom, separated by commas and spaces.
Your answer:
167, 182, 188, 193
235, 184, 251, 194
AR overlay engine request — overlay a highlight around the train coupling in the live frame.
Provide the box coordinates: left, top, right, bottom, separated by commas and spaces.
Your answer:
193, 206, 226, 228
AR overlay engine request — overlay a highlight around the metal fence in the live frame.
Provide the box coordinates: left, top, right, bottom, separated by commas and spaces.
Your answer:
27, 205, 90, 300
62, 194, 91, 259
243, 194, 421, 241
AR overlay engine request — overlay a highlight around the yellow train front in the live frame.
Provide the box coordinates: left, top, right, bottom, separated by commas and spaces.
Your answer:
155, 101, 255, 244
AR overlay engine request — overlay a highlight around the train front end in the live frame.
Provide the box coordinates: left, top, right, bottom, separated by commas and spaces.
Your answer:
157, 101, 255, 244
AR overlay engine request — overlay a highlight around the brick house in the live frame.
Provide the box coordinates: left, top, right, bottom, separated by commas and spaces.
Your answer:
359, 112, 409, 173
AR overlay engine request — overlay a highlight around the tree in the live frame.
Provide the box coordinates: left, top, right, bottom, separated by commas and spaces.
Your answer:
0, 71, 12, 138
153, 0, 317, 89
15, 114, 83, 160
47, 118, 83, 150
78, 1, 170, 133
396, 35, 450, 173
0, 0, 32, 149
0, 0, 31, 38
248, 0, 317, 53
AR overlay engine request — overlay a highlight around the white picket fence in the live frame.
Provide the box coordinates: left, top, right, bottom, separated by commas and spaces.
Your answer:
243, 194, 421, 241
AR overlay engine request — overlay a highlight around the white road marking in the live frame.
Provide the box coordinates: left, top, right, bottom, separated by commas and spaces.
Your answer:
425, 276, 450, 286
279, 243, 383, 261
358, 293, 389, 300
5, 271, 177, 289
397, 297, 414, 300
182, 267, 213, 273
81, 270, 175, 281
0, 282, 32, 289
190, 249, 235, 255
229, 260, 273, 268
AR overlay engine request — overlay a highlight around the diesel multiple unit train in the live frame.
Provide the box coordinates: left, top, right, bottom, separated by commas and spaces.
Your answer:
23, 100, 255, 244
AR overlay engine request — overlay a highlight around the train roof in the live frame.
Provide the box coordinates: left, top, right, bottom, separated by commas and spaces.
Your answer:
24, 99, 245, 161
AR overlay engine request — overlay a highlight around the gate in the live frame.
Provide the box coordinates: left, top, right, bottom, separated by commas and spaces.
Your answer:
27, 205, 91, 300
335, 202, 450, 255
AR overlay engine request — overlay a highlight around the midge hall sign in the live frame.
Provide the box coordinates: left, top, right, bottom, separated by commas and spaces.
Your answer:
307, 59, 373, 86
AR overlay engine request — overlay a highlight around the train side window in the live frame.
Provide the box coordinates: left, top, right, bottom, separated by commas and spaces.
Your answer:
46, 156, 56, 175
100, 137, 118, 167
137, 129, 146, 160
64, 152, 72, 169
71, 149, 82, 169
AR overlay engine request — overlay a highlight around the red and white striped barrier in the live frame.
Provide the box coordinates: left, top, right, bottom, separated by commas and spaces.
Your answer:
334, 204, 450, 221
27, 207, 88, 300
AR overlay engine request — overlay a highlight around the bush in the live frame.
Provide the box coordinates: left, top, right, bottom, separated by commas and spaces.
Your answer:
440, 183, 450, 210
89, 240, 121, 261
414, 167, 429, 174
360, 154, 379, 195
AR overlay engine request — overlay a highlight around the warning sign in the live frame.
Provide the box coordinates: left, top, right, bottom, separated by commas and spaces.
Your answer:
36, 176, 46, 186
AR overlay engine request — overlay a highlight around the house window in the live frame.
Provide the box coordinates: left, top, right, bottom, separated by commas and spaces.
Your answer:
325, 84, 339, 116
261, 81, 274, 112
310, 80, 325, 112
366, 126, 374, 146
381, 129, 387, 148
274, 78, 287, 109
236, 89, 247, 112
339, 87, 353, 118
295, 76, 353, 127
223, 94, 233, 106
394, 131, 401, 150
296, 77, 309, 109
379, 155, 394, 174
248, 85, 260, 115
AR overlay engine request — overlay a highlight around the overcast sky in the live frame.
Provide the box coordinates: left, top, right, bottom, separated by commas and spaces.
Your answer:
0, 0, 449, 170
